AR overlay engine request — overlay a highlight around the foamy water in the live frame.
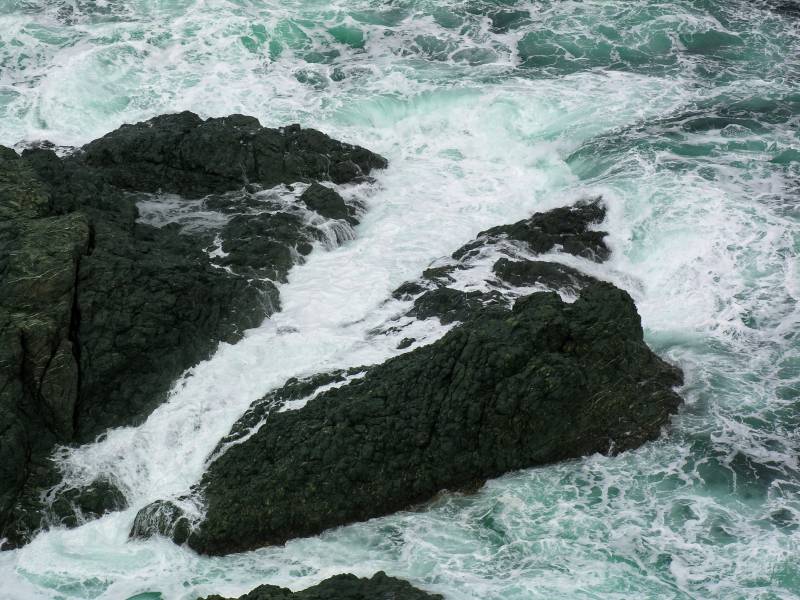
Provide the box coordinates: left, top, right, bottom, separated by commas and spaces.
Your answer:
1, 0, 798, 598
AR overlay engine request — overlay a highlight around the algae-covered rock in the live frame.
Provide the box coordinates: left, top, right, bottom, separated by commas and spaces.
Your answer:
198, 572, 441, 600
0, 149, 90, 545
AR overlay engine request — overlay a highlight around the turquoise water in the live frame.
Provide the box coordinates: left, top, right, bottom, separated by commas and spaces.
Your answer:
1, 0, 799, 598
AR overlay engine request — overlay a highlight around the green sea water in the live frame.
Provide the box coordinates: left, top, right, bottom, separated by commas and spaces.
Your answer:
0, 1, 799, 598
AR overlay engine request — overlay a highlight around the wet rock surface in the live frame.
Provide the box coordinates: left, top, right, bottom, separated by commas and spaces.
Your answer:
0, 150, 92, 545
81, 112, 387, 197
198, 572, 442, 600
45, 478, 128, 531
130, 499, 193, 546
0, 112, 386, 547
492, 258, 597, 292
133, 199, 682, 555
133, 197, 682, 555
300, 182, 360, 225
450, 198, 609, 263
389, 198, 607, 328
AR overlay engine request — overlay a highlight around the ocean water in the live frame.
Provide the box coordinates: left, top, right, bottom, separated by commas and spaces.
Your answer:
1, 0, 799, 598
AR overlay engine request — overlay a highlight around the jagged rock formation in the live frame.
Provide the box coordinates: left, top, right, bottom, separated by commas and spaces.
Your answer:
132, 205, 683, 554
0, 113, 386, 548
390, 198, 607, 327
198, 572, 442, 600
0, 149, 94, 545
131, 199, 682, 555
450, 198, 609, 263
80, 112, 387, 197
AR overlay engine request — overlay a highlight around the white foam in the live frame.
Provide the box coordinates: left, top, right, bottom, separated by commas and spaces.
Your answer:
2, 0, 799, 598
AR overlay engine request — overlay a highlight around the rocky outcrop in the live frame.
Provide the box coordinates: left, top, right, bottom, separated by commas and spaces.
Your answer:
388, 199, 607, 328
131, 199, 682, 554
80, 112, 387, 197
0, 149, 92, 545
134, 269, 682, 554
198, 572, 441, 600
450, 198, 609, 263
130, 499, 193, 546
0, 113, 386, 548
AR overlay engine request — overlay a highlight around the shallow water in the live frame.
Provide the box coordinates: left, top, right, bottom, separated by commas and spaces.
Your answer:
1, 0, 799, 598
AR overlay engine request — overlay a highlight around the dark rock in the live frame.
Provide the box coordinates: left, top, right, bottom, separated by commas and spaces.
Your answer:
299, 183, 357, 224
214, 369, 366, 451
492, 258, 598, 292
81, 112, 387, 197
421, 265, 459, 285
392, 281, 427, 300
130, 500, 193, 545
0, 141, 266, 544
7, 461, 128, 539
397, 338, 415, 349
388, 200, 609, 327
452, 198, 609, 262
198, 572, 442, 600
47, 478, 128, 529
410, 287, 506, 324
329, 160, 362, 184
0, 113, 386, 547
145, 280, 681, 555
0, 149, 90, 546
214, 212, 321, 282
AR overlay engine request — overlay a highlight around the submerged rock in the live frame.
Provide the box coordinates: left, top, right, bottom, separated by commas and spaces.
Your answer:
130, 500, 193, 545
300, 182, 359, 224
0, 113, 386, 548
4, 466, 127, 539
52, 480, 127, 526
139, 276, 682, 554
198, 572, 441, 600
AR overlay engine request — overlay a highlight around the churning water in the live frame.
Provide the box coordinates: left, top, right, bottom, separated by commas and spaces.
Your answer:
1, 0, 799, 598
